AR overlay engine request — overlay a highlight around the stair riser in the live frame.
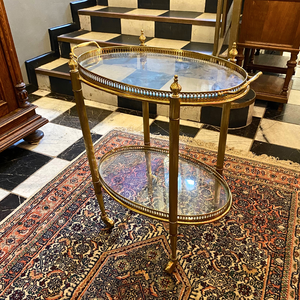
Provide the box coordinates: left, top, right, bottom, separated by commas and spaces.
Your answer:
36, 74, 253, 128
96, 0, 220, 13
79, 15, 215, 44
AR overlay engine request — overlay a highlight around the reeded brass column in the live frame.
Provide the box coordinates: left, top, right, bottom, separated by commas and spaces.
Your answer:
143, 101, 153, 196
139, 29, 150, 146
142, 102, 150, 146
216, 43, 238, 176
140, 30, 153, 195
165, 75, 181, 274
68, 54, 114, 228
216, 103, 231, 176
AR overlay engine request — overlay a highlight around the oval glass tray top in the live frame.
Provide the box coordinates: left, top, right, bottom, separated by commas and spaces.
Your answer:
98, 146, 232, 224
77, 46, 249, 104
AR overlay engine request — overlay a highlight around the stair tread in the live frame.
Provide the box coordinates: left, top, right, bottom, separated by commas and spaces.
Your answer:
79, 6, 216, 25
59, 31, 222, 52
35, 58, 69, 71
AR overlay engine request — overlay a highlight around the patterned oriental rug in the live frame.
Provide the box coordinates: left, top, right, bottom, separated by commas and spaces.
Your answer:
0, 130, 299, 300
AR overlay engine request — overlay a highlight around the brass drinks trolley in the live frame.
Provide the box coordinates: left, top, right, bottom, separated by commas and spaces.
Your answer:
69, 40, 260, 273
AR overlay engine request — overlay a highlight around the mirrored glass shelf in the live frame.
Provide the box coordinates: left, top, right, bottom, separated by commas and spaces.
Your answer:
99, 146, 232, 225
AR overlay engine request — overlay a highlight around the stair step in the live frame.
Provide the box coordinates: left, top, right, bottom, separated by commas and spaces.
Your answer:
82, 0, 222, 13
79, 6, 217, 26
35, 58, 71, 92
58, 30, 154, 45
32, 1, 234, 124
77, 6, 217, 45
58, 31, 227, 59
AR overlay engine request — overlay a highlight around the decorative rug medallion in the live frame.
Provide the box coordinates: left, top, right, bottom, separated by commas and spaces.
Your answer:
0, 130, 299, 300
72, 236, 190, 300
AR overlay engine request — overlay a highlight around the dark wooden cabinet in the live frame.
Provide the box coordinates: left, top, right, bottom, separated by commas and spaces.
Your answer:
0, 0, 47, 152
236, 0, 300, 103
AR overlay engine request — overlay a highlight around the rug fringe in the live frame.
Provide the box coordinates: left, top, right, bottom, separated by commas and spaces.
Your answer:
108, 127, 300, 172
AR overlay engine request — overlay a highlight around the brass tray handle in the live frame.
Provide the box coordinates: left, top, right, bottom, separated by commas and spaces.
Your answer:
71, 41, 101, 59
218, 71, 262, 96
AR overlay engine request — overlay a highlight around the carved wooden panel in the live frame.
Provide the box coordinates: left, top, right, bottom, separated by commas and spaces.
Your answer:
0, 0, 48, 151
0, 36, 18, 115
239, 0, 300, 50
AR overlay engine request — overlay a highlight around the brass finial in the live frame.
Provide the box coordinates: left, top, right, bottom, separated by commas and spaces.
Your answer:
229, 42, 238, 63
139, 29, 146, 46
170, 75, 182, 98
68, 53, 78, 71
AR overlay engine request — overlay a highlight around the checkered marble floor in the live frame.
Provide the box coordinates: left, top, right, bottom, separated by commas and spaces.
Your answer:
1, 66, 300, 221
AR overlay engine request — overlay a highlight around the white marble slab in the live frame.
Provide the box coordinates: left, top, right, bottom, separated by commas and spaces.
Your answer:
39, 58, 69, 70
0, 188, 10, 202
108, 0, 137, 8
247, 103, 254, 125
288, 89, 300, 105
156, 104, 169, 119
80, 5, 107, 11
84, 99, 117, 111
12, 158, 70, 198
196, 13, 217, 21
17, 123, 83, 157
121, 19, 155, 37
252, 105, 266, 118
36, 74, 51, 91
156, 105, 202, 122
191, 25, 215, 43
79, 31, 120, 42
126, 9, 168, 16
170, 0, 205, 12
180, 106, 202, 123
79, 15, 91, 31
195, 129, 253, 151
156, 115, 202, 128
145, 38, 189, 49
91, 111, 152, 135
33, 97, 75, 121
82, 83, 118, 106
255, 119, 300, 149
32, 90, 50, 97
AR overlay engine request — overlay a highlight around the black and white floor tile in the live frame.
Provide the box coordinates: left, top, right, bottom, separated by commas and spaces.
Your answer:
1, 62, 300, 223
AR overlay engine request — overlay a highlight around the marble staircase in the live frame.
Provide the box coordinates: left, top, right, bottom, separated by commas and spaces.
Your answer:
30, 0, 256, 127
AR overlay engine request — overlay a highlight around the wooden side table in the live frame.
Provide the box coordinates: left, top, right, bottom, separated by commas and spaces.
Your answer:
236, 0, 300, 103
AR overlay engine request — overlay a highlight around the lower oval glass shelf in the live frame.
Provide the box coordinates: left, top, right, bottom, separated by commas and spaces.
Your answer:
98, 146, 232, 224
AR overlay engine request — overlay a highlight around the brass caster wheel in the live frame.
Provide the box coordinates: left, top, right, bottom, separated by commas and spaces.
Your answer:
165, 260, 177, 274
101, 215, 114, 228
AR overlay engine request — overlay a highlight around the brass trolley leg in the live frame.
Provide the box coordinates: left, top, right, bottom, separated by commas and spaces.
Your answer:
143, 101, 154, 195
216, 102, 231, 176
142, 102, 150, 146
69, 55, 114, 228
165, 75, 181, 274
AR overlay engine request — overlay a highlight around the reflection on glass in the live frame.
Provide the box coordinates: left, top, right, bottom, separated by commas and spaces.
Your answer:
99, 149, 229, 216
81, 52, 244, 92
